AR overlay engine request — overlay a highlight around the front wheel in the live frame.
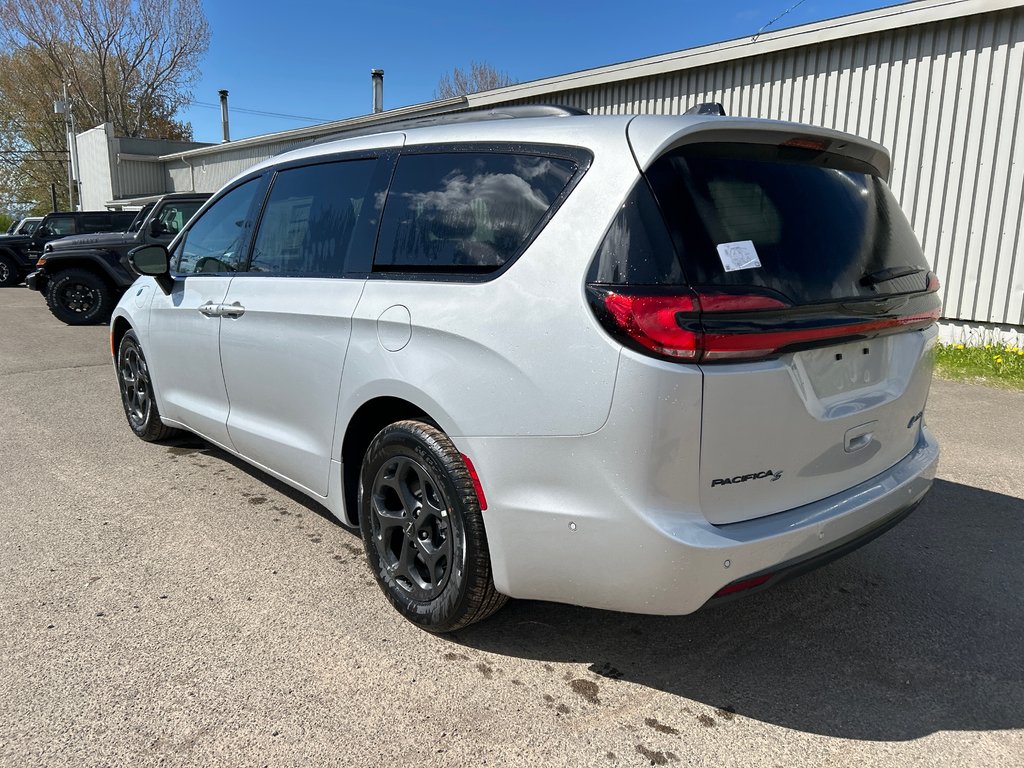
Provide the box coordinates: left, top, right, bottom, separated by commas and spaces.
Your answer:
45, 268, 115, 325
0, 254, 19, 287
359, 420, 507, 632
116, 330, 178, 442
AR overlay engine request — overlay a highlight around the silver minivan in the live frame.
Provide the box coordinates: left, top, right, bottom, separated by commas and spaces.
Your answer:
112, 107, 941, 631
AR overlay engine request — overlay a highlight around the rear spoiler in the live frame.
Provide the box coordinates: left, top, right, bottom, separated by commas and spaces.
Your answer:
626, 116, 891, 180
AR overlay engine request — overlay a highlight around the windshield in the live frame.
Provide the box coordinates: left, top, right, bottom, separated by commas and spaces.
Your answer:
128, 204, 155, 232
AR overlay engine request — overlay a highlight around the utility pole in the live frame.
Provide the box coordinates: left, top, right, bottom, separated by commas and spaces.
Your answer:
53, 83, 80, 211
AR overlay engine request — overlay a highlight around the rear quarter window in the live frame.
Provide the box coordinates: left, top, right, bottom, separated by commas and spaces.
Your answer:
373, 150, 583, 277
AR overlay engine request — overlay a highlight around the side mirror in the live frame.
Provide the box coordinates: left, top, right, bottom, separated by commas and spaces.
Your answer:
149, 219, 167, 237
128, 244, 173, 294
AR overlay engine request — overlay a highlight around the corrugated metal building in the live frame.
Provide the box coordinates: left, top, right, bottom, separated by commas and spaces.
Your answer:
78, 0, 1024, 338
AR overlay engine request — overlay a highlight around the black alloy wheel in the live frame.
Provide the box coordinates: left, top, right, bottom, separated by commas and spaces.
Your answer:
46, 268, 115, 325
359, 420, 507, 632
116, 330, 177, 442
369, 454, 456, 601
0, 255, 17, 287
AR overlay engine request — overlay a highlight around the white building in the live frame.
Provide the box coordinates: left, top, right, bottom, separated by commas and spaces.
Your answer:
76, 0, 1024, 340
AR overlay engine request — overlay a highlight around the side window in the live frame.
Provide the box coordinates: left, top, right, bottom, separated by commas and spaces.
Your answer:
374, 152, 578, 274
248, 159, 381, 276
174, 179, 260, 274
155, 201, 204, 237
42, 216, 75, 237
80, 215, 113, 234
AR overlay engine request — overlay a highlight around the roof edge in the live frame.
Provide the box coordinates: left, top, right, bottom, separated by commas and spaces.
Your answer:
160, 96, 468, 162
466, 0, 1015, 106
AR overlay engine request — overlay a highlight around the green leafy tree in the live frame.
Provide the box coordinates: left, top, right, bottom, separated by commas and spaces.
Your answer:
0, 0, 210, 211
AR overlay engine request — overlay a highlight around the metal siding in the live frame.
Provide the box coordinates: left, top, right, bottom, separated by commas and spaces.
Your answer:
142, 4, 1021, 327
115, 159, 166, 198
513, 6, 1023, 327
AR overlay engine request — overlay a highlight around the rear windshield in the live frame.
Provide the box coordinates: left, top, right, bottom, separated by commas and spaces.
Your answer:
603, 142, 929, 304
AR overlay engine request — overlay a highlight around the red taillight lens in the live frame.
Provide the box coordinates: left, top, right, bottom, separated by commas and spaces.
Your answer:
602, 292, 701, 360
592, 287, 940, 364
926, 272, 941, 293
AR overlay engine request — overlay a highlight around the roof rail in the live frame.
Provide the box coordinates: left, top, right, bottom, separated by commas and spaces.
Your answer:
313, 104, 588, 144
684, 102, 727, 116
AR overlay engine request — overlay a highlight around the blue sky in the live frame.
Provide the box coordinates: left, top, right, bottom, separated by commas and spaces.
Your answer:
181, 0, 903, 144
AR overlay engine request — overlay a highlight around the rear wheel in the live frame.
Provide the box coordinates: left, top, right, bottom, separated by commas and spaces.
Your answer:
116, 330, 178, 442
0, 254, 19, 287
46, 268, 115, 325
359, 420, 507, 632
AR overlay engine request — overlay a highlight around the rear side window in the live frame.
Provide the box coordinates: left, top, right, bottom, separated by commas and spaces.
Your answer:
80, 215, 114, 234
249, 159, 382, 276
374, 152, 579, 275
644, 143, 931, 304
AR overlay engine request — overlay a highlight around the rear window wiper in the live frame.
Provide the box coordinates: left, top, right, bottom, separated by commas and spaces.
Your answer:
860, 266, 927, 286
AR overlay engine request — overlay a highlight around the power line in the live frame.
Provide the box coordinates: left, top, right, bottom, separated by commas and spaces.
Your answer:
185, 100, 331, 123
752, 0, 809, 41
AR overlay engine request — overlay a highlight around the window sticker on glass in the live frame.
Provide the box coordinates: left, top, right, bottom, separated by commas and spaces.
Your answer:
716, 240, 762, 272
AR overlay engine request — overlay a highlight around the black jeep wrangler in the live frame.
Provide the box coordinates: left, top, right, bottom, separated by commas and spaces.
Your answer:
0, 210, 138, 289
26, 193, 210, 325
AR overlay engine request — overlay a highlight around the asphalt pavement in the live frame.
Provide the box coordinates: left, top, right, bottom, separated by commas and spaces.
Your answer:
1, 287, 1022, 767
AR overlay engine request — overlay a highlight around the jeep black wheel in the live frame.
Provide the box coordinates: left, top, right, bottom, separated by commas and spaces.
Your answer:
0, 254, 19, 287
359, 420, 507, 632
116, 330, 178, 442
45, 268, 115, 325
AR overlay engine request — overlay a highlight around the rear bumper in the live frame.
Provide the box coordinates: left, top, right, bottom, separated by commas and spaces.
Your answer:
475, 427, 939, 615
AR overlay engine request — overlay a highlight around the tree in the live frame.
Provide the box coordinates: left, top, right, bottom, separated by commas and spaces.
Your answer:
435, 61, 516, 99
0, 0, 210, 210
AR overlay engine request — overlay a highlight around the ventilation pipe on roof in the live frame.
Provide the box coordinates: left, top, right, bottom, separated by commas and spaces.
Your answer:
219, 89, 230, 142
371, 69, 384, 113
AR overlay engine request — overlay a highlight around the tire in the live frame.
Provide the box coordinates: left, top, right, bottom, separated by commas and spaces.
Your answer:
116, 330, 179, 442
0, 254, 19, 287
359, 420, 508, 632
45, 268, 115, 325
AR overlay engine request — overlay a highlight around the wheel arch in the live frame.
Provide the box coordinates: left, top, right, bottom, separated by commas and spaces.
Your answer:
340, 396, 431, 527
44, 252, 124, 287
110, 314, 133, 359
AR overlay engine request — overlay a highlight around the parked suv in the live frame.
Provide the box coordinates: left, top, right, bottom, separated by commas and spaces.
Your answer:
0, 210, 136, 288
5, 216, 43, 236
26, 193, 209, 324
111, 108, 941, 632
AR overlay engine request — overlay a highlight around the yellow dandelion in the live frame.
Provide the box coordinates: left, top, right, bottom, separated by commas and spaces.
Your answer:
994, 356, 1003, 364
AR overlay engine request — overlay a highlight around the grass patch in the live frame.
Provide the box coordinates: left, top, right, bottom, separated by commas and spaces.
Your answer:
934, 342, 1024, 390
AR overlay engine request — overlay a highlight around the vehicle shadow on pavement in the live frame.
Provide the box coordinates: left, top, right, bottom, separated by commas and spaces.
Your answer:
451, 479, 1024, 741
164, 436, 349, 527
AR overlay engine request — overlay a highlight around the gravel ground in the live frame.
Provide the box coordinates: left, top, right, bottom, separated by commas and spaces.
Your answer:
1, 287, 1022, 767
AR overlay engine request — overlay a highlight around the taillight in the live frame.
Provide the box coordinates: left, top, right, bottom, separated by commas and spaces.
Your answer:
926, 272, 941, 293
601, 293, 701, 360
589, 286, 940, 364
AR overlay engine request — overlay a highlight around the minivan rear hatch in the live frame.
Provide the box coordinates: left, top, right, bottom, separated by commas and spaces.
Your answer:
602, 122, 941, 525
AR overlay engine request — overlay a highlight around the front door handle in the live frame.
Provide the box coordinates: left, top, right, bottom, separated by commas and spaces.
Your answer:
221, 301, 245, 318
198, 302, 221, 318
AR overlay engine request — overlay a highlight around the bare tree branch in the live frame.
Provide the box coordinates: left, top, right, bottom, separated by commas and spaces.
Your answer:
435, 61, 516, 99
0, 0, 208, 208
